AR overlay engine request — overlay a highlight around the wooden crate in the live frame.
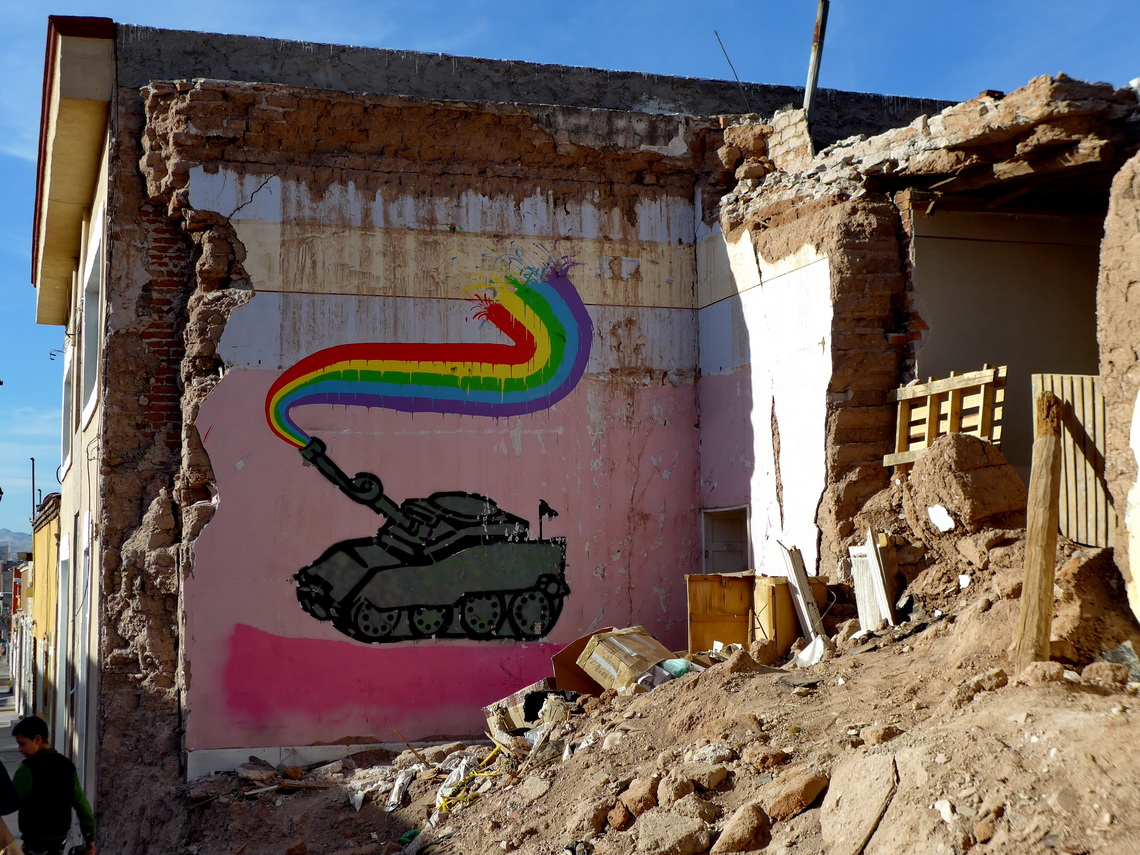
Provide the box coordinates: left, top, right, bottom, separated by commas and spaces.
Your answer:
752, 576, 830, 656
884, 364, 1007, 471
1031, 373, 1114, 549
686, 573, 754, 652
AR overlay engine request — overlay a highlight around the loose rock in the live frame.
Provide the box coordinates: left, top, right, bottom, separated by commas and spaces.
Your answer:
709, 801, 771, 854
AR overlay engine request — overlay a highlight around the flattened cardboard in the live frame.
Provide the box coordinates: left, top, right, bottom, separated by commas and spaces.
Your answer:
480, 677, 556, 731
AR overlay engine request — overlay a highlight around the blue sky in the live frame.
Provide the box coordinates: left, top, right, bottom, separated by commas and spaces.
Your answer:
0, 0, 1136, 533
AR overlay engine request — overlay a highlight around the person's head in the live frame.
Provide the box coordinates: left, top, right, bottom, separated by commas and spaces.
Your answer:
12, 716, 49, 758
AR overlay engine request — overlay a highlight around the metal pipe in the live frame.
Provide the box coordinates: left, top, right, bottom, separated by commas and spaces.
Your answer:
803, 0, 830, 122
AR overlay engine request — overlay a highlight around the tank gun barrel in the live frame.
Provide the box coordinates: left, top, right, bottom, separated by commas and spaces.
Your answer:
300, 437, 412, 527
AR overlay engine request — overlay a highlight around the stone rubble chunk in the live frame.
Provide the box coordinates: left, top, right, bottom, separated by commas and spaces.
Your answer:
1081, 661, 1130, 687
678, 762, 729, 790
672, 792, 720, 823
656, 771, 696, 804
710, 801, 771, 854
861, 724, 903, 746
607, 800, 634, 831
762, 768, 830, 821
635, 810, 710, 855
689, 744, 737, 765
619, 774, 660, 817
1016, 661, 1066, 684
740, 744, 790, 770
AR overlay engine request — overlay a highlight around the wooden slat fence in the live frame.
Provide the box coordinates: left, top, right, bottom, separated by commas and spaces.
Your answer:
883, 364, 1007, 471
1030, 374, 1114, 548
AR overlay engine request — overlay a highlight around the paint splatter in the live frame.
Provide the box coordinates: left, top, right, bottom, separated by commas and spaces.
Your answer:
265, 251, 592, 447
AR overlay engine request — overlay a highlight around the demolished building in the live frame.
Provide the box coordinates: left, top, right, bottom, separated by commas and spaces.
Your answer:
30, 14, 1140, 853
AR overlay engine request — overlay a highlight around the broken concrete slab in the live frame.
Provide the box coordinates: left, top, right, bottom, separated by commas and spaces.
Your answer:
821, 752, 898, 855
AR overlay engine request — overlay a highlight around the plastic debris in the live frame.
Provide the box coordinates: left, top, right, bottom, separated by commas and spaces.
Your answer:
385, 765, 423, 812
789, 636, 827, 668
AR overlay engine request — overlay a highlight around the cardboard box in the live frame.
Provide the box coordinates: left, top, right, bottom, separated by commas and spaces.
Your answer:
551, 627, 615, 695
574, 626, 674, 691
753, 575, 830, 656
480, 677, 556, 731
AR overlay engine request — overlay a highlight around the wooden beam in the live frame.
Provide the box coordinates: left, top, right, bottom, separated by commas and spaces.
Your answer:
888, 367, 1000, 401
1014, 391, 1063, 673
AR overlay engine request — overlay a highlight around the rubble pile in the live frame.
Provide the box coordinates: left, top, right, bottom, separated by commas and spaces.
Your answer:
719, 74, 1139, 230
185, 437, 1140, 855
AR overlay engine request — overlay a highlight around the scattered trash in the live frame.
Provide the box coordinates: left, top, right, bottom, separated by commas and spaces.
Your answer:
788, 635, 828, 669
958, 574, 971, 590
481, 678, 558, 731
386, 766, 423, 812
575, 626, 675, 692
933, 798, 956, 823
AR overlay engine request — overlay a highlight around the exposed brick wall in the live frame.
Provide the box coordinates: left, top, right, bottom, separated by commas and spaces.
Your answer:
136, 205, 187, 454
817, 197, 908, 574
767, 109, 813, 173
889, 189, 927, 382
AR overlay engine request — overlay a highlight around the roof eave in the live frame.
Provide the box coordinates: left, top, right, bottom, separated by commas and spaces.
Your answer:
32, 16, 114, 327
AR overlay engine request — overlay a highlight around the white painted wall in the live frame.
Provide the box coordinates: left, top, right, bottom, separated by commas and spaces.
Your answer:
697, 228, 833, 576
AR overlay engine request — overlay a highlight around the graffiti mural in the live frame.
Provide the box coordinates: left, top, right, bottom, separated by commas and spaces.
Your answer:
264, 251, 592, 643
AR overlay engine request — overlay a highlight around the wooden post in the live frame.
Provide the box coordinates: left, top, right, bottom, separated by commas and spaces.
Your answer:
1015, 391, 1063, 673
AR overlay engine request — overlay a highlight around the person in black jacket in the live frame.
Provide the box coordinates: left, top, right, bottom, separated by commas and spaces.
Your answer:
11, 717, 95, 855
0, 758, 19, 849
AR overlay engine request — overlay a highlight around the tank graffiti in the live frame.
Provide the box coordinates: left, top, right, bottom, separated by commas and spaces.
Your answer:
292, 438, 570, 643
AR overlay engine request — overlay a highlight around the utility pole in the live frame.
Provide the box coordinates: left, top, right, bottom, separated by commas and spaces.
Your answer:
803, 0, 830, 123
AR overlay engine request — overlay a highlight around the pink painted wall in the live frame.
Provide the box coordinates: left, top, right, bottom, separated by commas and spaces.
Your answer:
186, 346, 700, 749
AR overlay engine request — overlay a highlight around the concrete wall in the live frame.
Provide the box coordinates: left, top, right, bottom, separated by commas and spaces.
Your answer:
114, 25, 952, 147
912, 210, 1102, 475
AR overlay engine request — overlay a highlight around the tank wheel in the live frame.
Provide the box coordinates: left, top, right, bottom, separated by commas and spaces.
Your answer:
408, 605, 453, 638
507, 589, 556, 640
349, 598, 400, 642
459, 593, 504, 639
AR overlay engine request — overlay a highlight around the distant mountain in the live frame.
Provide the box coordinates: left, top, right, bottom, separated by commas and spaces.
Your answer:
0, 530, 32, 561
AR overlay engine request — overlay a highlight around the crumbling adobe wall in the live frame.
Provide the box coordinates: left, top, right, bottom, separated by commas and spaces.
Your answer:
96, 84, 254, 854
716, 77, 1139, 581
720, 117, 907, 578
1099, 151, 1140, 618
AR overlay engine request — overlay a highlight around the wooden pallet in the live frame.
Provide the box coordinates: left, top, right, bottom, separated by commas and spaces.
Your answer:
1030, 374, 1114, 549
883, 364, 1007, 471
